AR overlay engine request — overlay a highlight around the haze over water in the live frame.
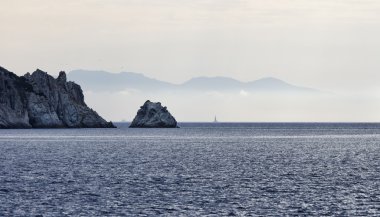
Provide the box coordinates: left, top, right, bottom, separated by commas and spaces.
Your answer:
1, 123, 379, 216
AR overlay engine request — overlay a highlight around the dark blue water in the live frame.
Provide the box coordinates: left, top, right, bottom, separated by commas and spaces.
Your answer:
0, 123, 380, 216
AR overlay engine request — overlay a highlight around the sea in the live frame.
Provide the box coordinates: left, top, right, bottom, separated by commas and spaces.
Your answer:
0, 122, 379, 216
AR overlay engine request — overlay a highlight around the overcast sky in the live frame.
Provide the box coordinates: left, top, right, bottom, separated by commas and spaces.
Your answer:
1, 0, 380, 93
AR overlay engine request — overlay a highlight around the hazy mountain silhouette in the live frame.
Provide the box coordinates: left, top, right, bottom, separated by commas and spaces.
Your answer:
181, 76, 242, 91
182, 76, 316, 92
244, 77, 316, 92
68, 70, 319, 93
68, 70, 175, 91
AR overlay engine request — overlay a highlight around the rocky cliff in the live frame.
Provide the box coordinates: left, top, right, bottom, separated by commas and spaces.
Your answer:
0, 66, 115, 128
130, 100, 178, 128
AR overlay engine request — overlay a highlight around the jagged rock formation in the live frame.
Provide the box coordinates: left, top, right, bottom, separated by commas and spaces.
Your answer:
130, 100, 178, 128
0, 67, 32, 128
0, 66, 115, 128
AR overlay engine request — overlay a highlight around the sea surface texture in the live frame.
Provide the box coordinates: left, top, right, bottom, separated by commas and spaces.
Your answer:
0, 123, 379, 216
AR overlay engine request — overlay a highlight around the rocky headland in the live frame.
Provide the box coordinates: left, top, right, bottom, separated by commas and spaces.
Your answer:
130, 100, 178, 128
0, 66, 115, 128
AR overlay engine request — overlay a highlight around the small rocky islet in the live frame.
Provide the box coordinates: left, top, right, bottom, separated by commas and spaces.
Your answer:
130, 100, 178, 128
0, 66, 115, 128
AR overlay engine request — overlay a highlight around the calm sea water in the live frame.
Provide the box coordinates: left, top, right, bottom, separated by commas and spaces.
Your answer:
0, 123, 380, 216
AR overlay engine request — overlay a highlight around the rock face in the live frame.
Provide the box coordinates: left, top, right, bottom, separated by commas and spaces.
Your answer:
130, 100, 178, 128
0, 66, 115, 128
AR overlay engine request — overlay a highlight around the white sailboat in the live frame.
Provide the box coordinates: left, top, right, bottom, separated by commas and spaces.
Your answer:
214, 116, 218, 123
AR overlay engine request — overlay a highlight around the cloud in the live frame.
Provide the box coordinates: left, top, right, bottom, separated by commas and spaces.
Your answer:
117, 89, 141, 96
239, 90, 249, 96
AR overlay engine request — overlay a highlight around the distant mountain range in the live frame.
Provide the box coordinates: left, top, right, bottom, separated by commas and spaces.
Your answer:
68, 70, 319, 93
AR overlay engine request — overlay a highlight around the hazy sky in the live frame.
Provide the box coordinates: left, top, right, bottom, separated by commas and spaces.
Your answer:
1, 0, 380, 93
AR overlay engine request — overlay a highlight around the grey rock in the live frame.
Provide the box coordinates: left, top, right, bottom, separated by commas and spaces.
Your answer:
130, 100, 178, 128
0, 66, 115, 128
0, 67, 32, 128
